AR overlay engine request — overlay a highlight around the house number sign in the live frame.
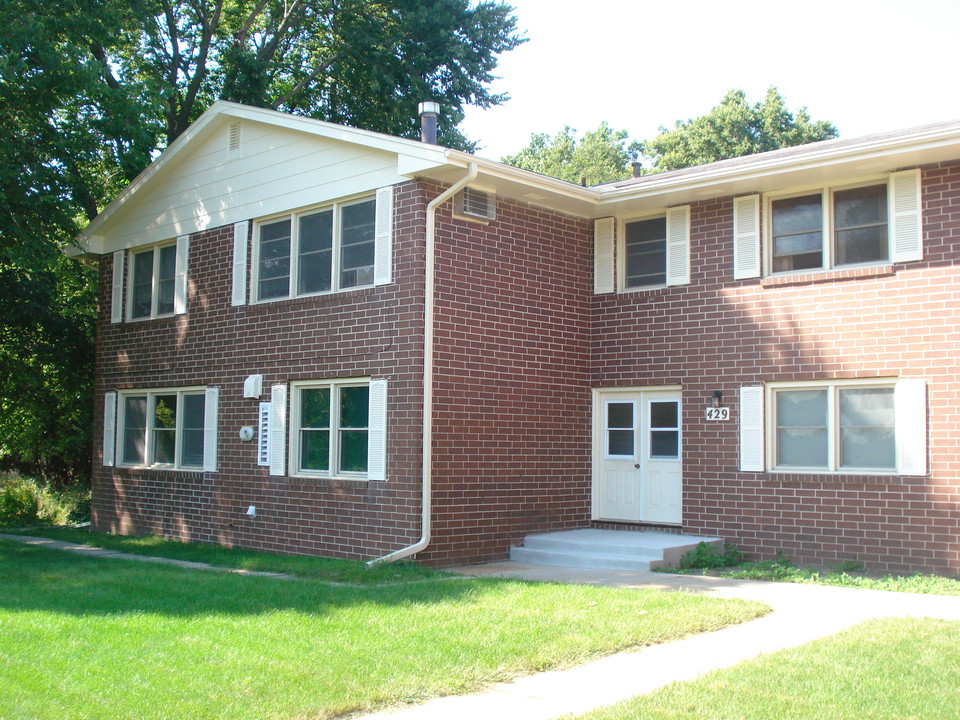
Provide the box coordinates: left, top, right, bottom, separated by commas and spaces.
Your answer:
705, 407, 730, 421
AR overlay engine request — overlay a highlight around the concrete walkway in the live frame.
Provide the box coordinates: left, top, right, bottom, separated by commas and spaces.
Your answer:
5, 533, 960, 719
357, 561, 960, 720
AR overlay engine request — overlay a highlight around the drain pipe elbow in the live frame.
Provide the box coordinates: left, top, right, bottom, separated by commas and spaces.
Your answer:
367, 162, 479, 568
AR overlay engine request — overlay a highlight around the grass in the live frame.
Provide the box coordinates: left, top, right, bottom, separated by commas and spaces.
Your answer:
0, 539, 767, 720
568, 617, 960, 719
6, 526, 441, 584
670, 551, 960, 596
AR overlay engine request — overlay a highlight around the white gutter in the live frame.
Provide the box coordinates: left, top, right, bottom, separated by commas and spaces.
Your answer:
367, 162, 479, 566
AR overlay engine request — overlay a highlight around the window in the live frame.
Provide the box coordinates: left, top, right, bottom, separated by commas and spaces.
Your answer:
129, 244, 176, 319
287, 378, 387, 480
611, 206, 690, 292
768, 182, 889, 273
116, 388, 214, 470
624, 217, 667, 288
254, 197, 376, 301
769, 381, 898, 472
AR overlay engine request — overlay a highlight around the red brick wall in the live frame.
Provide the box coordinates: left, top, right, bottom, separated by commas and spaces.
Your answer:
592, 160, 960, 576
424, 186, 594, 565
92, 182, 429, 560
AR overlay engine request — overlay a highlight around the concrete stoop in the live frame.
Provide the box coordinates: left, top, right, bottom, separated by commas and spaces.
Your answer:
509, 528, 723, 571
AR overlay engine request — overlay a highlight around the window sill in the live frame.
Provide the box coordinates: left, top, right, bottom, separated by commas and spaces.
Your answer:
761, 264, 895, 288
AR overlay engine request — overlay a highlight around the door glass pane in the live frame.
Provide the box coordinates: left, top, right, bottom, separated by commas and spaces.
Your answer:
776, 390, 827, 467
606, 402, 634, 456
340, 200, 375, 288
624, 217, 666, 288
298, 210, 333, 294
839, 388, 895, 469
122, 396, 147, 464
180, 393, 205, 468
772, 195, 823, 272
650, 401, 678, 429
152, 394, 177, 465
156, 244, 177, 315
649, 401, 679, 459
131, 250, 154, 318
650, 431, 679, 459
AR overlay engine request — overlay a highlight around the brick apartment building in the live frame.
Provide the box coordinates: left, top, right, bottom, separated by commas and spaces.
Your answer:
75, 101, 960, 575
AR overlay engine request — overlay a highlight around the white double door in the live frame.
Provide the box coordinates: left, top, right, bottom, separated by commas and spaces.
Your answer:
594, 389, 682, 524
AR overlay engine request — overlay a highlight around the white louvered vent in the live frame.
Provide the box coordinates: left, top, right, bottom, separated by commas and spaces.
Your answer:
227, 121, 241, 153
454, 187, 496, 222
258, 401, 271, 467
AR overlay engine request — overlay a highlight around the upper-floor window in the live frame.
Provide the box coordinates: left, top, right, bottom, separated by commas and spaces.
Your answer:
129, 244, 176, 319
604, 206, 690, 294
769, 183, 888, 273
254, 197, 376, 302
623, 216, 667, 288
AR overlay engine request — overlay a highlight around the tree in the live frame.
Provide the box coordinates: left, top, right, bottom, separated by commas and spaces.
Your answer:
640, 87, 838, 172
0, 0, 523, 484
501, 123, 640, 185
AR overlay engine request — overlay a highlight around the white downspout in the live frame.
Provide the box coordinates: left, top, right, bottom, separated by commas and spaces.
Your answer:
367, 162, 478, 566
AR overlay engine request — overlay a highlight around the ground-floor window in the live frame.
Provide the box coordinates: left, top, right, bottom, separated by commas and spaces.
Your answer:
104, 387, 218, 471
749, 378, 926, 475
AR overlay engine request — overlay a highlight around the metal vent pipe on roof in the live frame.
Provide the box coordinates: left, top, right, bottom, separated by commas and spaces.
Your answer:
418, 101, 440, 144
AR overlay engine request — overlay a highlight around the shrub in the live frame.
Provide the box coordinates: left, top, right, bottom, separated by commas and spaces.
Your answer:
0, 473, 88, 527
679, 541, 745, 570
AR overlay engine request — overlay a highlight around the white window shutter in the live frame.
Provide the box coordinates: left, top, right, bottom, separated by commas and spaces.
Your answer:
269, 383, 287, 476
367, 379, 388, 481
374, 186, 393, 285
232, 221, 249, 306
666, 205, 691, 286
111, 251, 125, 323
202, 387, 219, 472
103, 391, 117, 467
593, 218, 615, 294
739, 386, 764, 472
895, 379, 927, 475
174, 235, 189, 315
733, 195, 761, 279
890, 169, 922, 262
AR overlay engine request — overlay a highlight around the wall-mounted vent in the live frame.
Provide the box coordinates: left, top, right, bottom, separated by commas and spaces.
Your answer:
453, 187, 496, 223
227, 121, 242, 154
257, 401, 271, 466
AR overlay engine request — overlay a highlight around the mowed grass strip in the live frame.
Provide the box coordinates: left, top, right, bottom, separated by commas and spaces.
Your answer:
569, 617, 960, 720
9, 527, 441, 583
0, 540, 767, 720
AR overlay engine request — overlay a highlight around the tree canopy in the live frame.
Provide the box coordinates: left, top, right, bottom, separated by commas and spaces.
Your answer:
641, 87, 838, 172
501, 123, 640, 185
0, 0, 524, 483
501, 87, 838, 183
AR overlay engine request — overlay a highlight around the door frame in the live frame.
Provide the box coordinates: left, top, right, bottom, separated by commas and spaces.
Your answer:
591, 385, 683, 523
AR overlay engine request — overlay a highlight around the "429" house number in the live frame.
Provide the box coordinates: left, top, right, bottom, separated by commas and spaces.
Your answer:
705, 407, 730, 421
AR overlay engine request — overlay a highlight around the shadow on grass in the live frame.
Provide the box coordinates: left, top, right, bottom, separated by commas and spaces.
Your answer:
0, 539, 484, 619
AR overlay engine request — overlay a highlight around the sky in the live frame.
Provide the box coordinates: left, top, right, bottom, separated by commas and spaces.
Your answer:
459, 0, 960, 161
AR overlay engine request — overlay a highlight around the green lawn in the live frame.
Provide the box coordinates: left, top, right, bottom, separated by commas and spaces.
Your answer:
0, 539, 766, 720
8, 526, 441, 583
569, 617, 960, 720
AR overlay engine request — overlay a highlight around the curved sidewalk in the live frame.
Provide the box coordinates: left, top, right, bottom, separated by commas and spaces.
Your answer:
357, 561, 960, 720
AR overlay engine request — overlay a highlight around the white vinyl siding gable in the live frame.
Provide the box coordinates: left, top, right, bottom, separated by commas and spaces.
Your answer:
889, 169, 923, 262
733, 195, 761, 279
594, 217, 615, 294
665, 205, 691, 286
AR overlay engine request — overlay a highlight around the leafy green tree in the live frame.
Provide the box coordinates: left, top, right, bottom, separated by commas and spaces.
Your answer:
641, 87, 838, 172
502, 123, 641, 185
0, 0, 523, 483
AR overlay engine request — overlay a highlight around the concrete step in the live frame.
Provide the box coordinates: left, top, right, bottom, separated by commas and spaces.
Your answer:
509, 529, 724, 572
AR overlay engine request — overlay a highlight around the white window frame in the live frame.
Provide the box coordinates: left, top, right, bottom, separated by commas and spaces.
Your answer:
126, 242, 178, 321
117, 387, 208, 470
766, 378, 899, 474
616, 206, 689, 291
290, 378, 378, 480
764, 175, 891, 276
251, 194, 376, 303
